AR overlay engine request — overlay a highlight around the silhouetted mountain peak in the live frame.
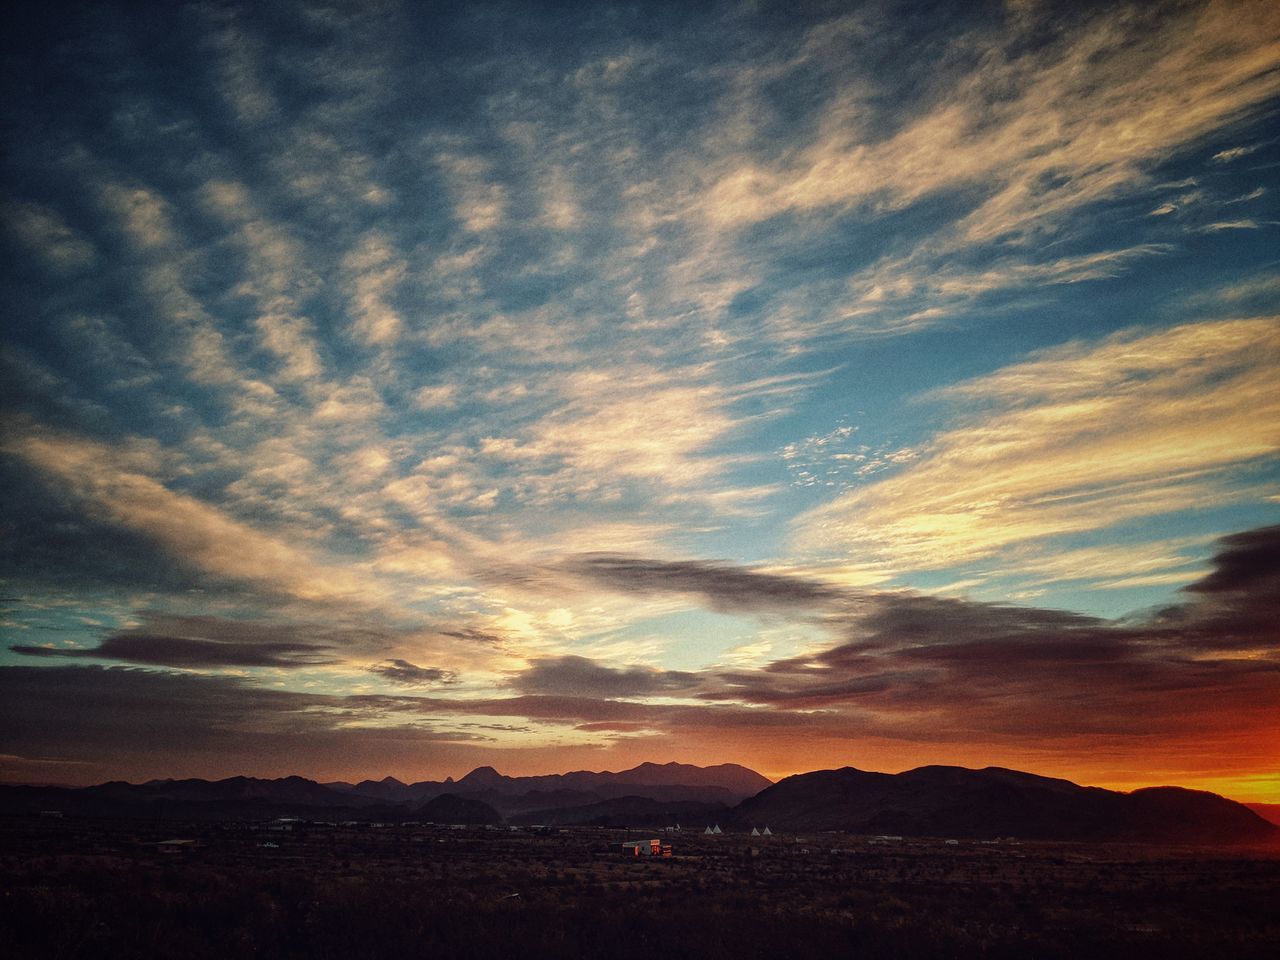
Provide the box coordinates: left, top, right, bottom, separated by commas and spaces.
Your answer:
458, 766, 505, 786
608, 761, 772, 795
733, 764, 1278, 844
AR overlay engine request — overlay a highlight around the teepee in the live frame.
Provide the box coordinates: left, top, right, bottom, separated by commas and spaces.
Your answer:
750, 827, 760, 836
704, 826, 714, 835
712, 824, 722, 834
762, 826, 772, 836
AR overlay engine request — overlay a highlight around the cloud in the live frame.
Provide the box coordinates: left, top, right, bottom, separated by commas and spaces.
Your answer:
342, 231, 406, 346
1197, 219, 1262, 232
492, 368, 743, 487
458, 365, 789, 517
434, 144, 508, 233
706, 3, 1280, 246
439, 628, 507, 645
502, 525, 1280, 771
512, 655, 697, 697
413, 384, 459, 409
1213, 145, 1261, 164
688, 3, 1280, 340
0, 455, 217, 595
678, 525, 1280, 779
876, 247, 1172, 300
90, 177, 279, 398
562, 554, 842, 612
826, 244, 1173, 339
0, 665, 501, 783
8, 612, 403, 668
2, 525, 1277, 788
205, 16, 279, 126
97, 183, 178, 250
794, 317, 1280, 571
0, 425, 391, 607
1184, 524, 1280, 597
197, 179, 325, 384
11, 634, 339, 669
2, 202, 96, 273
963, 535, 1210, 591
369, 659, 457, 686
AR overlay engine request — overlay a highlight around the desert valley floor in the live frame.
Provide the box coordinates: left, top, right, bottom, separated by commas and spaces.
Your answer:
3, 815, 1278, 959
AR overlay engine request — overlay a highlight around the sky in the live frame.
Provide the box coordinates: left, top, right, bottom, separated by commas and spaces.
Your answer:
1, 0, 1278, 801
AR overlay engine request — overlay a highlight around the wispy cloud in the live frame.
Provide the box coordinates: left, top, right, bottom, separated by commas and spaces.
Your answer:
369, 659, 457, 686
2, 425, 387, 608
561, 555, 842, 612
198, 179, 325, 383
1213, 144, 1262, 164
12, 634, 339, 669
794, 317, 1280, 571
706, 3, 1280, 243
1197, 219, 1263, 232
511, 655, 697, 698
342, 231, 407, 346
1, 202, 96, 273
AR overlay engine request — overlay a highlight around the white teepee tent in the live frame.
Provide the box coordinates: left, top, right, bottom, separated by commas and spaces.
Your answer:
712, 824, 722, 834
762, 826, 772, 836
750, 827, 760, 836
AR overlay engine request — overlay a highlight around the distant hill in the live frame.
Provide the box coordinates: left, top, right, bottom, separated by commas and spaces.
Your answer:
1245, 803, 1280, 826
0, 777, 401, 822
333, 761, 772, 812
597, 762, 771, 796
731, 765, 1278, 845
417, 793, 501, 826
338, 775, 414, 803
118, 775, 375, 807
0, 761, 769, 823
509, 796, 727, 828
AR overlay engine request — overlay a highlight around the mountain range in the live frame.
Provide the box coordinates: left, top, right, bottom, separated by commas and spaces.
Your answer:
324, 760, 770, 813
2, 761, 1275, 845
733, 766, 1277, 845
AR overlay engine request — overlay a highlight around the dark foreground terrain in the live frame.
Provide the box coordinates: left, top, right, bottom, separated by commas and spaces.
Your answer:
2, 816, 1277, 959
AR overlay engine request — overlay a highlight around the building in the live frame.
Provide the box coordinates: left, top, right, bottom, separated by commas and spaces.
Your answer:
621, 839, 672, 858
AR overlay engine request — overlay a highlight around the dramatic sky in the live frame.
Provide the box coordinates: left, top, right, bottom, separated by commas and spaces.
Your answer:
2, 0, 1278, 800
